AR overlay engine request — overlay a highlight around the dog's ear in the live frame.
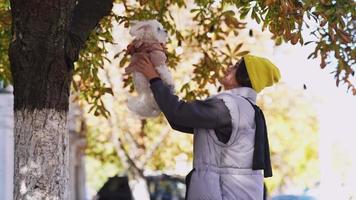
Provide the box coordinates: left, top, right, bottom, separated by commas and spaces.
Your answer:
129, 20, 140, 36
130, 20, 139, 26
129, 21, 151, 37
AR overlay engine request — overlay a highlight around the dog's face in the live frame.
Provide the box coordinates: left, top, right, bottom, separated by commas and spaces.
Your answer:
129, 20, 168, 44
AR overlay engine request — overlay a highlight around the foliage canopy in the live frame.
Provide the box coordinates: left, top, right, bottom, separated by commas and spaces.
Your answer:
0, 0, 355, 114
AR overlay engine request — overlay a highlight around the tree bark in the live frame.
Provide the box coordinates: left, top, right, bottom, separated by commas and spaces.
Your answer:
9, 0, 113, 199
14, 109, 69, 199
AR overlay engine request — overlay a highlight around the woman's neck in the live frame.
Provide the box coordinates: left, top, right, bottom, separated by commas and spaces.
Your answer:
224, 85, 240, 91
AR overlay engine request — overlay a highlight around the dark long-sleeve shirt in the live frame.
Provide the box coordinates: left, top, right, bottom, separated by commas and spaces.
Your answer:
149, 78, 232, 144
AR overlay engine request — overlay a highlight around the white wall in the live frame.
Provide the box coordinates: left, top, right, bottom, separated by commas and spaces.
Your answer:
0, 88, 14, 200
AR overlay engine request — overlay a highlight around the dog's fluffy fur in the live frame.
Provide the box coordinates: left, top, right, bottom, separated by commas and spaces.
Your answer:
127, 20, 174, 118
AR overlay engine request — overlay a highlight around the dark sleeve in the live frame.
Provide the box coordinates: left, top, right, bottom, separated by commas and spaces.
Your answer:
150, 78, 194, 133
167, 119, 194, 134
214, 125, 232, 144
150, 79, 231, 131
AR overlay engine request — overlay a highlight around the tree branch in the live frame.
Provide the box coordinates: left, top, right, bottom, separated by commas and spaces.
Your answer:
104, 67, 142, 152
140, 125, 171, 167
104, 67, 144, 175
105, 91, 142, 174
110, 126, 129, 170
108, 110, 143, 176
118, 136, 144, 176
65, 0, 113, 64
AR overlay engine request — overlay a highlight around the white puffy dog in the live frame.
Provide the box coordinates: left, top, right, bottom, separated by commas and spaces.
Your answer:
125, 20, 175, 118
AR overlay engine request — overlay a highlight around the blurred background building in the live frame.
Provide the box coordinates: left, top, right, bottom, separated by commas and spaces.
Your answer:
0, 82, 13, 200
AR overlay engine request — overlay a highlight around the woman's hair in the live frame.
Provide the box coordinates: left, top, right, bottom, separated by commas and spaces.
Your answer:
235, 58, 252, 88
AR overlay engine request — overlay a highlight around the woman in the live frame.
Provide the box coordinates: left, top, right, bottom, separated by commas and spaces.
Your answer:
127, 53, 280, 200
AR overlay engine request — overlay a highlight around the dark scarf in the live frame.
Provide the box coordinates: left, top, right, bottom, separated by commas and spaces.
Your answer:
243, 97, 273, 178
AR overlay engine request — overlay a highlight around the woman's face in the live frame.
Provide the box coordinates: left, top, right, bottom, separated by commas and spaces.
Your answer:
219, 61, 241, 90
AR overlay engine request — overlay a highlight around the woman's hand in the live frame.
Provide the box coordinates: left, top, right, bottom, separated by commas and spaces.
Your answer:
127, 53, 160, 80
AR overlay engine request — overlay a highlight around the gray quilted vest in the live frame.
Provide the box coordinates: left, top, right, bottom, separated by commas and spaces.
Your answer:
187, 87, 264, 200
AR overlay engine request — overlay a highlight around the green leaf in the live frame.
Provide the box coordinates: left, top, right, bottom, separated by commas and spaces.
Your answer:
236, 51, 249, 57
234, 43, 243, 53
119, 56, 128, 68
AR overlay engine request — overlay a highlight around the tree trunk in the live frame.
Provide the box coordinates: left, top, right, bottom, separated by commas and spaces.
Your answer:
9, 0, 113, 199
14, 109, 69, 199
9, 0, 75, 198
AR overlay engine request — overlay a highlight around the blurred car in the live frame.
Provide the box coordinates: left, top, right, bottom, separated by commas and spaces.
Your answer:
272, 195, 317, 200
95, 174, 186, 200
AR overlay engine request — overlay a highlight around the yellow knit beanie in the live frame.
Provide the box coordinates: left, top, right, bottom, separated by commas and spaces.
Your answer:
243, 55, 281, 93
